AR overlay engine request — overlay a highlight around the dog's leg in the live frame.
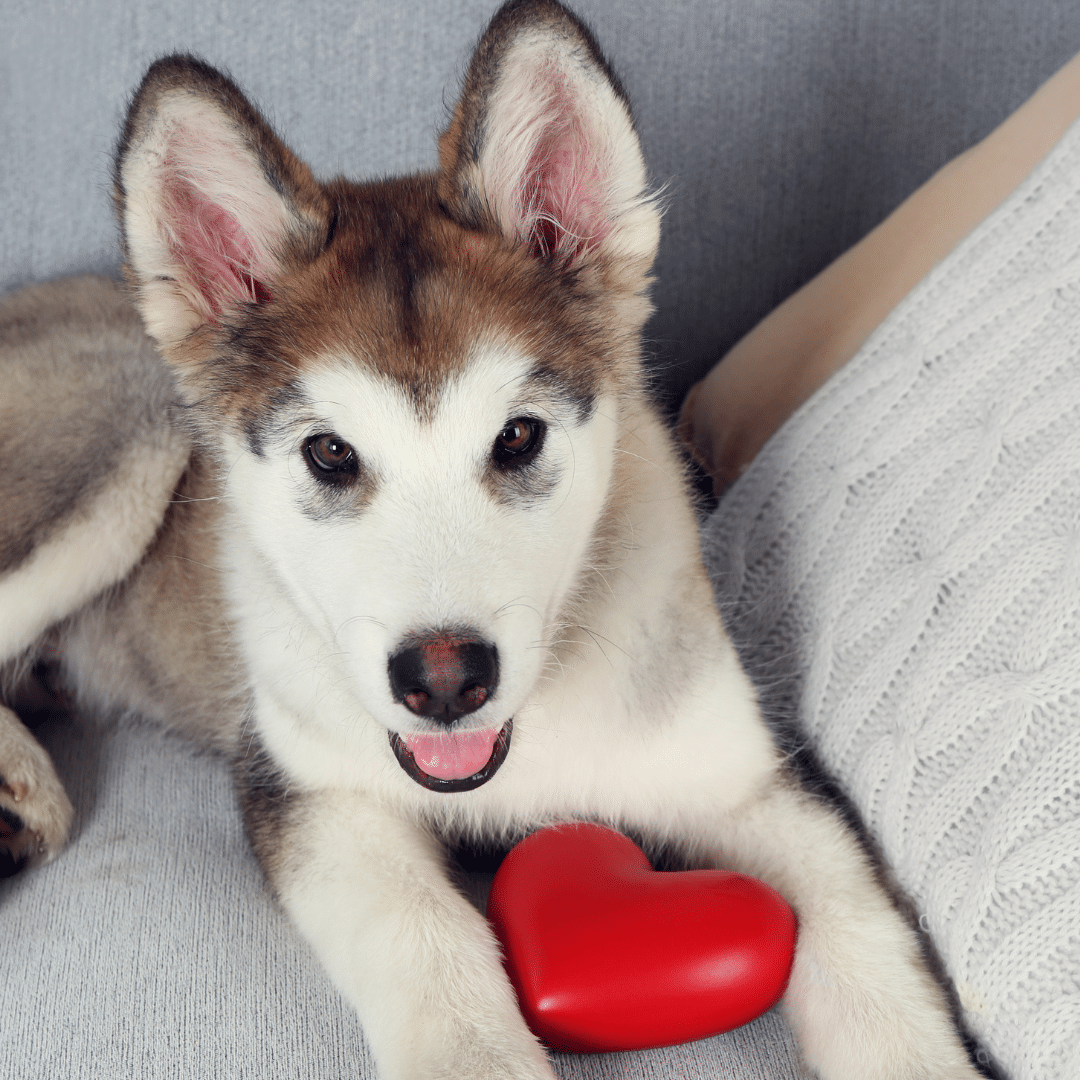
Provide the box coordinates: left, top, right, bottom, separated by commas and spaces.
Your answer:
0, 703, 73, 868
693, 779, 980, 1080
275, 796, 553, 1080
239, 760, 554, 1080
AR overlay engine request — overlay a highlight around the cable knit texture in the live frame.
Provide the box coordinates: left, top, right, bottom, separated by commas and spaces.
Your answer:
703, 120, 1080, 1080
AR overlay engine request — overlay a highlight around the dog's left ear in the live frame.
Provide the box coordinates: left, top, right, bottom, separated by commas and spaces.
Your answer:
438, 0, 659, 289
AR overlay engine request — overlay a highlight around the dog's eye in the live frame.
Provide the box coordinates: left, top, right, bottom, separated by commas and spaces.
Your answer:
304, 433, 358, 481
493, 417, 545, 466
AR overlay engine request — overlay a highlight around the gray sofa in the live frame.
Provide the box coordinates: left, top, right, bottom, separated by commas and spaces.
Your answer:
4, 2, 1080, 1078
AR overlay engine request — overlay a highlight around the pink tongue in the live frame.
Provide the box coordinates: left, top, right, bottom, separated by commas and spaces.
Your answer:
403, 728, 500, 780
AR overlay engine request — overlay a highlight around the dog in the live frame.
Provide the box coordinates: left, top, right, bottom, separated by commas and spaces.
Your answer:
0, 2, 984, 1077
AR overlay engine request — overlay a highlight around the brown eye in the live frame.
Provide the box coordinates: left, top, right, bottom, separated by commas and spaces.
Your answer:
493, 417, 544, 466
305, 433, 358, 481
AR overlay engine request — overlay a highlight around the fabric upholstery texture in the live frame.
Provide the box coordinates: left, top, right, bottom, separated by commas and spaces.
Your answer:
704, 117, 1080, 1080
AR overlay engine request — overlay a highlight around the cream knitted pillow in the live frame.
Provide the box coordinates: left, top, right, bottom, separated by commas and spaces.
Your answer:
703, 120, 1080, 1080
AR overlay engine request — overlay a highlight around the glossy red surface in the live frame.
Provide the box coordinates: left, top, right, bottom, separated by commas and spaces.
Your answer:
488, 824, 797, 1053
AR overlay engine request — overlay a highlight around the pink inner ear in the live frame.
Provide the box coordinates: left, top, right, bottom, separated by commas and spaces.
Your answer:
517, 89, 611, 263
161, 172, 273, 320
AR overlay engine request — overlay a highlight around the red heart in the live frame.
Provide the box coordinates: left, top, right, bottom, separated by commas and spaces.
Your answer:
487, 824, 797, 1053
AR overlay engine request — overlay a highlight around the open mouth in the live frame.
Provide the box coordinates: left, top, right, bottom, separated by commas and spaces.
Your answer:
389, 719, 513, 792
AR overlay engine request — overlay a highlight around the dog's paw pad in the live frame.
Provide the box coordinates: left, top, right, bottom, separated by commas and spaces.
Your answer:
0, 731, 74, 872
0, 802, 33, 875
0, 772, 73, 870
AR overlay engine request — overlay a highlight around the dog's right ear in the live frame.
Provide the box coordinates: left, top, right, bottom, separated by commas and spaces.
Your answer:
114, 56, 329, 350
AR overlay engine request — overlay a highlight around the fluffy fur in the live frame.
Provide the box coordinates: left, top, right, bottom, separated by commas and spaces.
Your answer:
0, 2, 983, 1077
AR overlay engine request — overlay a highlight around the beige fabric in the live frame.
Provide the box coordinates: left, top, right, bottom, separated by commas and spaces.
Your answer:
682, 50, 1080, 491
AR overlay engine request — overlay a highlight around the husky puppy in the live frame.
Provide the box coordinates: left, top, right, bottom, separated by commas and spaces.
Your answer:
0, 2, 983, 1077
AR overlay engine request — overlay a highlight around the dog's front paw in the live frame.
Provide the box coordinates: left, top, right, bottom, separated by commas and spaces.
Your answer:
427, 1044, 556, 1080
0, 706, 73, 870
378, 1014, 555, 1080
369, 994, 556, 1080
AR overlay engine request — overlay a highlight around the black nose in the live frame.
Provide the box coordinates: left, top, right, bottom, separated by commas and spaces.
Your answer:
387, 634, 499, 725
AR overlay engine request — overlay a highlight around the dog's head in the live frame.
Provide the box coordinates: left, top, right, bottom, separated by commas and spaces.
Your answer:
114, 0, 660, 792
